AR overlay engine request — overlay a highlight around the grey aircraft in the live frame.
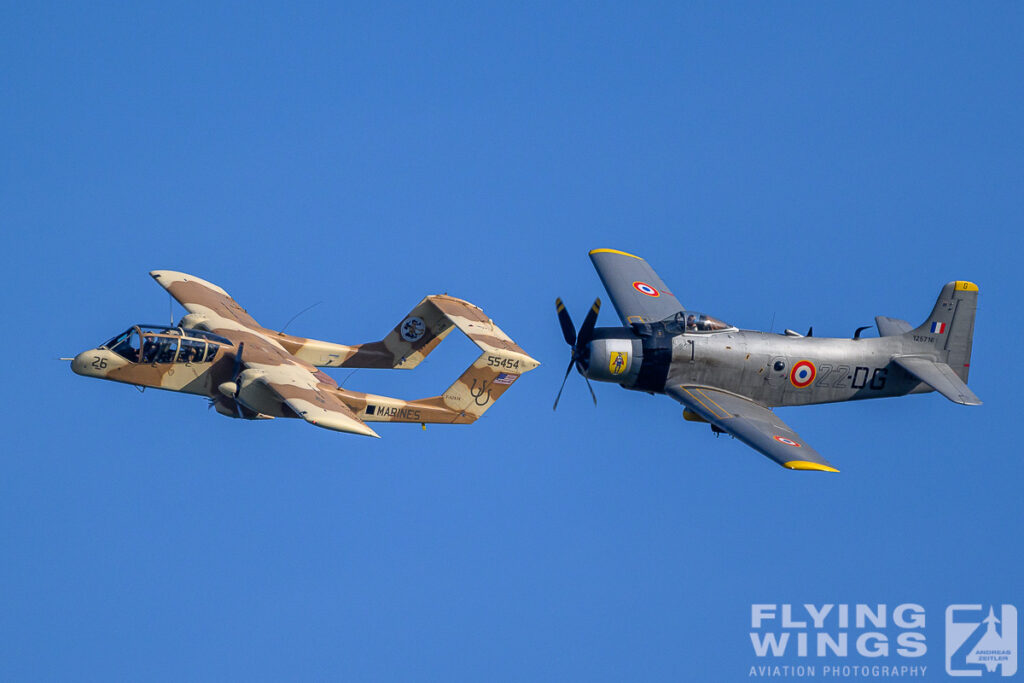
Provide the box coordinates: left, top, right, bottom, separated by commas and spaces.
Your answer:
554, 249, 980, 472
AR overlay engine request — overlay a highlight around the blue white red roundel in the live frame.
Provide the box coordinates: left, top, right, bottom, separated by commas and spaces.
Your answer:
773, 436, 801, 447
789, 360, 816, 388
632, 281, 660, 297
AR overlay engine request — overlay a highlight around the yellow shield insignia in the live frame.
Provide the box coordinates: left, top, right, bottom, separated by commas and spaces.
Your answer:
609, 351, 628, 376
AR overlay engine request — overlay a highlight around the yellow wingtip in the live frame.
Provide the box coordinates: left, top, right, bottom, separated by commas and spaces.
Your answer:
954, 281, 979, 292
784, 460, 839, 473
589, 248, 643, 260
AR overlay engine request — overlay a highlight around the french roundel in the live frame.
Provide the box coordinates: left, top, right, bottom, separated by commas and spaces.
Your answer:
773, 435, 801, 447
789, 360, 816, 388
632, 281, 660, 297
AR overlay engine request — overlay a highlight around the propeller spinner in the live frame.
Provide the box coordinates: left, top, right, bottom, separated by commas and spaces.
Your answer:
553, 297, 601, 410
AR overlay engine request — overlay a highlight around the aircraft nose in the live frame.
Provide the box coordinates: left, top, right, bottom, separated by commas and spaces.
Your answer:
71, 350, 98, 376
578, 342, 593, 373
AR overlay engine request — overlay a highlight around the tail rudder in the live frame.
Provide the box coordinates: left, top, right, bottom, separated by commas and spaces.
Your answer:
909, 281, 978, 381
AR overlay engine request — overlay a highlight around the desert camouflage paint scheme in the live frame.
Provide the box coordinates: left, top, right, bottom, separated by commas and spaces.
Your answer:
556, 249, 981, 472
71, 271, 539, 437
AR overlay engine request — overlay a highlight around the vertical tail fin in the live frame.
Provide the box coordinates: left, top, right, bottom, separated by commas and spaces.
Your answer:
910, 281, 978, 382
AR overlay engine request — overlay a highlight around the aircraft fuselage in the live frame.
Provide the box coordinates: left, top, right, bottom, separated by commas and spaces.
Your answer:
584, 326, 960, 408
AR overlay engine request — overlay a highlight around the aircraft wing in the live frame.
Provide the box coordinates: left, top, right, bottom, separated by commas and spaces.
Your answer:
667, 385, 839, 472
150, 270, 263, 331
245, 363, 380, 437
150, 270, 379, 436
588, 249, 685, 324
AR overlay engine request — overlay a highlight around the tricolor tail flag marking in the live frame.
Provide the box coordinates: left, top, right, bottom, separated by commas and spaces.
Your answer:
931, 321, 947, 334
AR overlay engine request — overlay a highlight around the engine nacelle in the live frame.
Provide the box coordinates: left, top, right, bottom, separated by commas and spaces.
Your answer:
214, 371, 281, 420
585, 337, 643, 384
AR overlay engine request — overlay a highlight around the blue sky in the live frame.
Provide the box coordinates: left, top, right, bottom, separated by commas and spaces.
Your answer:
2, 3, 1022, 680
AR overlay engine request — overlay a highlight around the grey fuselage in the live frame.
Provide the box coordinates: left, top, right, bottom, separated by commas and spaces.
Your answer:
584, 325, 944, 407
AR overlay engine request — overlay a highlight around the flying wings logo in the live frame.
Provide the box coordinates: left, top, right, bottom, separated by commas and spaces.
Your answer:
946, 605, 1017, 677
746, 603, 1019, 679
748, 604, 928, 678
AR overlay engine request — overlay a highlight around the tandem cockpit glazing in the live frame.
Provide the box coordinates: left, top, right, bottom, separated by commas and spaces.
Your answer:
99, 325, 233, 364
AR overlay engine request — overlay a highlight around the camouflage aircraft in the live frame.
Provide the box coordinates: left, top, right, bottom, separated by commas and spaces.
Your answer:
71, 271, 538, 437
555, 249, 981, 472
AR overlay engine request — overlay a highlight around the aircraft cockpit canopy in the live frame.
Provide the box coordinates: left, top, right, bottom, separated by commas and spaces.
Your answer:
663, 311, 733, 333
101, 325, 232, 364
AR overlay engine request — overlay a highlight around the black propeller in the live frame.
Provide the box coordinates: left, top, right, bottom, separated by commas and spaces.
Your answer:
211, 342, 248, 416
553, 297, 601, 410
230, 342, 245, 417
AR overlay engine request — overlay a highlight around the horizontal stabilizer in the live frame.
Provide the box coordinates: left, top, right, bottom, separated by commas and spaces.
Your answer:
891, 356, 982, 406
875, 316, 912, 337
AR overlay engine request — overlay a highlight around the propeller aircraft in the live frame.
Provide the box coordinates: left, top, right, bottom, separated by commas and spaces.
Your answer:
71, 271, 539, 437
555, 249, 981, 472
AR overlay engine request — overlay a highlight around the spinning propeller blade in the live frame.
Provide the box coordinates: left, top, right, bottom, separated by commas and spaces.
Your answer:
555, 298, 576, 347
552, 358, 575, 411
578, 299, 600, 348
231, 342, 245, 418
552, 298, 601, 410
